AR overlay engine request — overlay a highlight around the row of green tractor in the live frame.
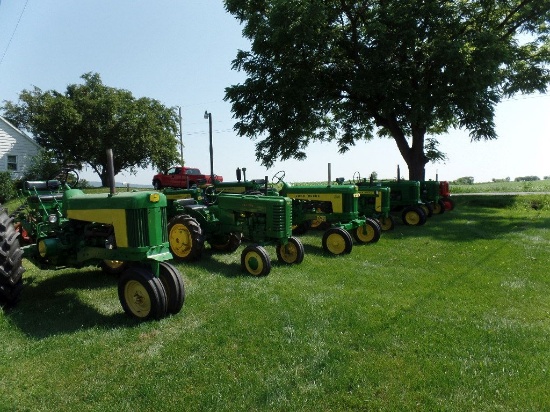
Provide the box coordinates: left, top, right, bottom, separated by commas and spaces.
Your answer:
0, 154, 453, 323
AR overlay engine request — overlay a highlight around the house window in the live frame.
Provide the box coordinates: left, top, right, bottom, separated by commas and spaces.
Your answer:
7, 155, 17, 171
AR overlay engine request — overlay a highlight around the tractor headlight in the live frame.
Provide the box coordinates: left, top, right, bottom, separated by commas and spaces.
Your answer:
48, 214, 58, 223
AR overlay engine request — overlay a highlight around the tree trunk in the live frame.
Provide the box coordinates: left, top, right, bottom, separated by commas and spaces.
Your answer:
390, 124, 429, 181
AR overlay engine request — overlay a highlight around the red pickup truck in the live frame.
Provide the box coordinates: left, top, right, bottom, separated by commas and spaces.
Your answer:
152, 166, 223, 190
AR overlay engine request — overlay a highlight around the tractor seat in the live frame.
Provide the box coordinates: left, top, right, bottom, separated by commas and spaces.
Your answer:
174, 198, 197, 206
185, 204, 207, 211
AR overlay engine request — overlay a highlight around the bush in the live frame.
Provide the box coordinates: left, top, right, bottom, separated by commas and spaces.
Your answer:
514, 176, 540, 182
452, 176, 474, 185
0, 171, 17, 203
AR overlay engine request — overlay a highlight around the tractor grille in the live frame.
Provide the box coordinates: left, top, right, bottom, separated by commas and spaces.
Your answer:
126, 207, 168, 247
271, 203, 287, 231
126, 208, 150, 247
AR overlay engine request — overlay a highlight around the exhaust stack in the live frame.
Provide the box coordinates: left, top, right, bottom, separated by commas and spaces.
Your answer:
106, 149, 116, 196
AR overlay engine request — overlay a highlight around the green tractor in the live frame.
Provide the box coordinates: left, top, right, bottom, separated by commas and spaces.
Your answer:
2, 151, 185, 320
351, 172, 395, 231
165, 189, 304, 277
275, 167, 382, 256
370, 167, 428, 226
420, 177, 446, 215
213, 167, 278, 196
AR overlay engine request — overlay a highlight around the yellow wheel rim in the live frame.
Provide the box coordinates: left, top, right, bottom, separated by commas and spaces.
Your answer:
279, 242, 298, 263
433, 203, 442, 214
405, 211, 420, 225
169, 223, 192, 258
326, 233, 346, 254
124, 280, 151, 318
104, 260, 125, 270
355, 225, 375, 243
244, 251, 264, 276
380, 217, 393, 231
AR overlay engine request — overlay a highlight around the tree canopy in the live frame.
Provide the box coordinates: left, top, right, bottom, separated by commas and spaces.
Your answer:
224, 0, 550, 180
2, 73, 180, 186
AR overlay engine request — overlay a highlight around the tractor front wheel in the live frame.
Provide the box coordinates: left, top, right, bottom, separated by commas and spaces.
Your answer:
158, 262, 185, 315
420, 202, 434, 218
0, 207, 24, 308
441, 197, 455, 211
101, 259, 128, 275
153, 179, 162, 190
276, 236, 305, 265
379, 215, 395, 231
352, 218, 381, 244
322, 227, 353, 255
433, 200, 445, 215
402, 207, 427, 226
167, 215, 204, 261
241, 245, 271, 276
118, 266, 168, 320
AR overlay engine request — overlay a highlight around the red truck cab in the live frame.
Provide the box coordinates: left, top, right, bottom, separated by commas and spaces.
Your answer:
152, 166, 223, 190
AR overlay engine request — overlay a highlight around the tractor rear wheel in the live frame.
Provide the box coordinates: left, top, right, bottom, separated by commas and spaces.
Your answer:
209, 232, 242, 252
158, 262, 185, 315
118, 266, 168, 320
167, 215, 204, 261
241, 245, 271, 276
322, 227, 353, 255
276, 236, 305, 265
402, 206, 427, 226
0, 207, 24, 308
352, 218, 381, 244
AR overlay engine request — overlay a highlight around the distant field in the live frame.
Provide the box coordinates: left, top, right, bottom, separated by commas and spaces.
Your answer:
450, 179, 550, 194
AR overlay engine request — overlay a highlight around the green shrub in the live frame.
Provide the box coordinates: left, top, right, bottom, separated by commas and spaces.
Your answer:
0, 171, 17, 203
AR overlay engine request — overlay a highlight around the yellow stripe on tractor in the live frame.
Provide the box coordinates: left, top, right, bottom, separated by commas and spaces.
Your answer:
67, 209, 129, 247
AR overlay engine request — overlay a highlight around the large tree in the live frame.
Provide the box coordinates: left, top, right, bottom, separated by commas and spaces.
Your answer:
2, 73, 180, 186
224, 0, 550, 180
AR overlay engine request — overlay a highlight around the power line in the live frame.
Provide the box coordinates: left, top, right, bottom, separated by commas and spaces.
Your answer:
0, 0, 29, 68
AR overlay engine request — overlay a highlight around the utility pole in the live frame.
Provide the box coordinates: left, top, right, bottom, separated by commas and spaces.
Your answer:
204, 110, 214, 183
177, 106, 184, 164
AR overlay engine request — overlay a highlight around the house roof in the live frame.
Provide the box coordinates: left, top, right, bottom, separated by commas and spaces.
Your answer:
0, 115, 42, 149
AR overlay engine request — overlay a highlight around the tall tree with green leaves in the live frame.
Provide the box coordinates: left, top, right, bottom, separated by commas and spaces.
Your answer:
224, 0, 550, 180
2, 73, 180, 186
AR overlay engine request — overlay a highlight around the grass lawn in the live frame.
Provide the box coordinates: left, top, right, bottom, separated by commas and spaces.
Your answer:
1, 194, 549, 411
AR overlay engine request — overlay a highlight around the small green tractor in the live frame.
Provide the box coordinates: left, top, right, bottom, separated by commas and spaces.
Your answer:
369, 167, 428, 226
351, 172, 394, 231
420, 178, 446, 215
165, 188, 304, 277
275, 167, 381, 255
213, 167, 278, 196
2, 151, 185, 320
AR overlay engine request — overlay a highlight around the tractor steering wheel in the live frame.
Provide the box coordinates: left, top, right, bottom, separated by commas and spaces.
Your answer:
203, 185, 218, 206
53, 166, 80, 188
353, 171, 361, 184
272, 170, 286, 184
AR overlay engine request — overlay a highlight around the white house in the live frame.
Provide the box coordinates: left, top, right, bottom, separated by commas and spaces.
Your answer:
0, 115, 41, 178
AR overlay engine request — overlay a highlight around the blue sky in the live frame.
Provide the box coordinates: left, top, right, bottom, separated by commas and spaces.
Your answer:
0, 0, 548, 185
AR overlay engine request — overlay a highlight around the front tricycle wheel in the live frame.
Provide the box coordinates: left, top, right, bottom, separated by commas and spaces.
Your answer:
118, 266, 168, 320
276, 237, 305, 265
241, 245, 271, 276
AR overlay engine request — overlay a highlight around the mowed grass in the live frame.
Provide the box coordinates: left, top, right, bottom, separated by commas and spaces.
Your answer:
1, 195, 549, 411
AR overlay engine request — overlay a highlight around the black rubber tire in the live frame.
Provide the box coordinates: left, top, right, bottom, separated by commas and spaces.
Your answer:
167, 214, 204, 261
158, 262, 185, 315
421, 202, 434, 218
402, 206, 427, 226
153, 179, 162, 190
0, 207, 24, 308
241, 245, 271, 276
352, 218, 381, 244
322, 227, 353, 255
433, 200, 445, 215
442, 197, 455, 211
209, 232, 242, 252
118, 266, 168, 320
379, 215, 395, 231
276, 236, 305, 265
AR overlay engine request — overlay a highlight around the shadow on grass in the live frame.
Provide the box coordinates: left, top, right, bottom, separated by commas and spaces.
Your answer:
6, 268, 142, 339
382, 195, 550, 243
